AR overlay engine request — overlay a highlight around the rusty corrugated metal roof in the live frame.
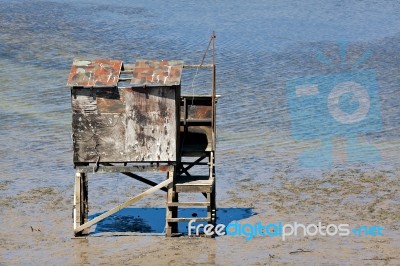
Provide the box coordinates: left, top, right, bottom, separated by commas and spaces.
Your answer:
67, 59, 122, 87
130, 60, 183, 87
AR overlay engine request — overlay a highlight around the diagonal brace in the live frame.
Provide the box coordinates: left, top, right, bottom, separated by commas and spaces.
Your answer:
121, 171, 168, 192
101, 162, 168, 192
180, 156, 205, 176
74, 177, 173, 234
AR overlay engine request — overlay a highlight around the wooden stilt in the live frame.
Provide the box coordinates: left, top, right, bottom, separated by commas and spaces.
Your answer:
75, 177, 172, 234
74, 172, 88, 236
207, 192, 212, 222
73, 173, 80, 234
172, 191, 178, 233
166, 170, 177, 237
81, 173, 89, 235
211, 186, 216, 226
210, 151, 216, 226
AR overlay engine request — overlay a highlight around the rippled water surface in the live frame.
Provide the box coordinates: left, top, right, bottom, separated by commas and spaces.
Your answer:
1, 0, 399, 201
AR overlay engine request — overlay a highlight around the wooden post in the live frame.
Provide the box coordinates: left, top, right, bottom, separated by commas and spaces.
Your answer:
166, 170, 178, 237
172, 191, 178, 234
73, 173, 80, 233
211, 184, 216, 226
207, 192, 212, 222
210, 151, 216, 226
75, 177, 172, 234
74, 172, 88, 236
81, 173, 89, 235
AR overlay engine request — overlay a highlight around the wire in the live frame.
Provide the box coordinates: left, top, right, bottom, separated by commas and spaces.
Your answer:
190, 34, 214, 106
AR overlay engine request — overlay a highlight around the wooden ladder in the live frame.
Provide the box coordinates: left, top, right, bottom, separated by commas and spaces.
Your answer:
165, 95, 217, 237
165, 152, 216, 236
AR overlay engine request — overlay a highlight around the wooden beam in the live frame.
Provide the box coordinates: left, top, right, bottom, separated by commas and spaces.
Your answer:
180, 157, 206, 176
75, 165, 172, 173
166, 171, 176, 237
73, 173, 81, 231
121, 172, 168, 192
183, 64, 213, 68
74, 177, 173, 234
166, 202, 209, 207
81, 173, 89, 235
166, 217, 210, 222
101, 162, 168, 192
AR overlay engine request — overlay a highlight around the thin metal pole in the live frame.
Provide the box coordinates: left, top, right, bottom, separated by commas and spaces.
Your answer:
211, 32, 216, 148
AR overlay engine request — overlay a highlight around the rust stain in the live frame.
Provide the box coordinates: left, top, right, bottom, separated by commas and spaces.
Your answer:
70, 60, 179, 163
188, 105, 212, 119
131, 60, 183, 87
158, 165, 169, 171
96, 88, 125, 113
67, 59, 122, 87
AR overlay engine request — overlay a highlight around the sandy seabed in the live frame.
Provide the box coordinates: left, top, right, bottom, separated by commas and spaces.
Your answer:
1, 169, 399, 265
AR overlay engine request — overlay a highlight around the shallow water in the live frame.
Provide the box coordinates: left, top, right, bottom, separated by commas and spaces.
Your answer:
0, 0, 399, 225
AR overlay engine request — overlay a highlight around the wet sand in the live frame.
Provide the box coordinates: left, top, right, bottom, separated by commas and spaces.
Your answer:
1, 169, 398, 265
1, 1, 400, 265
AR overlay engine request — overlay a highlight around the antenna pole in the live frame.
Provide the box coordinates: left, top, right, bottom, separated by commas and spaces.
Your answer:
211, 32, 216, 146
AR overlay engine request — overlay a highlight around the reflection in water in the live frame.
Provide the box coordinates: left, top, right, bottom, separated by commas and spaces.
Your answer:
92, 207, 254, 235
97, 216, 154, 233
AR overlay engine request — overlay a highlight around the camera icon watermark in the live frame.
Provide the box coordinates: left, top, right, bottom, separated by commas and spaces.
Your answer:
286, 41, 382, 167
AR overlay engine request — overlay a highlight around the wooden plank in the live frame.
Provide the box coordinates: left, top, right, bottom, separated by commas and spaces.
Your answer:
175, 186, 213, 193
180, 151, 209, 157
166, 217, 210, 222
166, 202, 209, 207
72, 112, 126, 162
72, 86, 179, 163
166, 171, 176, 237
81, 173, 89, 235
181, 162, 208, 165
75, 165, 172, 173
177, 176, 212, 181
175, 177, 214, 193
185, 119, 212, 123
74, 177, 172, 234
124, 87, 178, 162
73, 172, 89, 236
207, 192, 212, 226
96, 88, 124, 113
71, 89, 97, 115
183, 64, 213, 68
73, 173, 81, 232
181, 94, 221, 98
210, 151, 216, 224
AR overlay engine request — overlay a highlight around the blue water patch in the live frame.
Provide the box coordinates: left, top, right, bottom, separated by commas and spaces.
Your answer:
90, 207, 254, 235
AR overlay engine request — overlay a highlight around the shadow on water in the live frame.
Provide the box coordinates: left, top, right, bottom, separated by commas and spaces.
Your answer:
89, 207, 254, 235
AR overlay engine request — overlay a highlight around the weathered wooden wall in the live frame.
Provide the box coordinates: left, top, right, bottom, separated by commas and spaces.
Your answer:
72, 86, 179, 163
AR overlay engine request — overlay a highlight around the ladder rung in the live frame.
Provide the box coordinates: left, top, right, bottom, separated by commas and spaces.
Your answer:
175, 186, 213, 193
167, 202, 210, 207
184, 119, 212, 123
176, 177, 214, 185
177, 175, 210, 180
167, 217, 210, 222
181, 152, 210, 157
181, 162, 208, 165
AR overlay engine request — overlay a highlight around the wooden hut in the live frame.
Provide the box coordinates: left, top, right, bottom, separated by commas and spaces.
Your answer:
67, 34, 217, 237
